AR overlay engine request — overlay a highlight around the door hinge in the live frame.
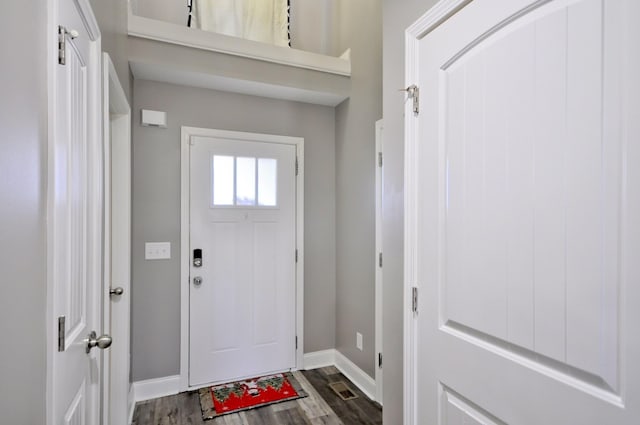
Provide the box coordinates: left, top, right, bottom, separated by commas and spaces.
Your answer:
402, 85, 419, 115
378, 352, 383, 368
295, 157, 299, 176
378, 152, 383, 168
295, 249, 298, 263
57, 316, 66, 352
295, 336, 298, 350
58, 25, 66, 65
57, 26, 79, 65
378, 252, 383, 268
411, 287, 418, 313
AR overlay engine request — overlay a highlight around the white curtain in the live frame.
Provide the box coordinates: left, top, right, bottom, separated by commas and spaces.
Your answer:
194, 0, 289, 47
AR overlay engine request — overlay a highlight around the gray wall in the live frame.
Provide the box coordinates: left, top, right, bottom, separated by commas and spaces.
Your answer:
381, 0, 437, 422
0, 2, 47, 424
131, 80, 337, 381
134, 0, 336, 55
333, 0, 382, 378
90, 0, 131, 99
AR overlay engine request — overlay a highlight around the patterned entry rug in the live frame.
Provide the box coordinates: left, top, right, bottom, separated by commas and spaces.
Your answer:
199, 372, 308, 420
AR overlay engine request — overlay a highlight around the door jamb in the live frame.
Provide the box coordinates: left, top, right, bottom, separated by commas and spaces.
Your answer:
179, 126, 305, 391
404, 1, 468, 424
375, 119, 384, 405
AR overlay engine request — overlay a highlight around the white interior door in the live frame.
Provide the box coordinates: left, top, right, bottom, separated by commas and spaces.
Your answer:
102, 54, 132, 425
50, 0, 102, 423
407, 0, 640, 423
189, 135, 297, 386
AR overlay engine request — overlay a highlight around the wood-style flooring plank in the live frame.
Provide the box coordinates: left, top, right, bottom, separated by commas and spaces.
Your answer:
132, 400, 155, 425
303, 370, 381, 425
152, 395, 180, 425
177, 392, 202, 425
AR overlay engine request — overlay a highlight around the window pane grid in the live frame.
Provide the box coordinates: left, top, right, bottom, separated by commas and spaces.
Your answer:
258, 158, 277, 206
212, 155, 278, 207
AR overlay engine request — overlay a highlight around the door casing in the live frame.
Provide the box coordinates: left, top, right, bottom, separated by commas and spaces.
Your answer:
375, 119, 384, 405
179, 126, 305, 391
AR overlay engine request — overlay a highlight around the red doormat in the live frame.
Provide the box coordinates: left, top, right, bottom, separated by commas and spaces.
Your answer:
198, 372, 308, 420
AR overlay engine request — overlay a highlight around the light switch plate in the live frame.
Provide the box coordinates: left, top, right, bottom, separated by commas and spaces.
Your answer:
145, 242, 171, 260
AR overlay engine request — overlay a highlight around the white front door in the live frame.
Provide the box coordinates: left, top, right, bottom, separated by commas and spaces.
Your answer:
407, 0, 640, 423
50, 0, 102, 424
189, 134, 297, 386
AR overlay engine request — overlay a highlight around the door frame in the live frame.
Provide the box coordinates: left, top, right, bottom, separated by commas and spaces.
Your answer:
101, 53, 132, 425
45, 0, 103, 423
403, 1, 468, 424
374, 119, 384, 405
179, 126, 305, 391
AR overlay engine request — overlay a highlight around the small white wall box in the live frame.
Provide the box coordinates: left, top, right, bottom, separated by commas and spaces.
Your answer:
141, 109, 167, 128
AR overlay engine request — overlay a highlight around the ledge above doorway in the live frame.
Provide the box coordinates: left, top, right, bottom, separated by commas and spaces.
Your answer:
128, 13, 351, 106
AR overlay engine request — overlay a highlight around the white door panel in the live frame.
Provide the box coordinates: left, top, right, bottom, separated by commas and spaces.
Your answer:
409, 0, 639, 423
51, 0, 101, 424
189, 136, 296, 386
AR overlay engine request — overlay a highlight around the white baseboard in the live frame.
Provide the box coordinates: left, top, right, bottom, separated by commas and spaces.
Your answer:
304, 349, 376, 401
334, 350, 377, 401
131, 352, 376, 405
128, 384, 136, 424
132, 375, 181, 402
303, 349, 336, 370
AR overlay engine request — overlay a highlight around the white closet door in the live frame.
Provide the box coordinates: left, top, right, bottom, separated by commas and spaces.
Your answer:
408, 0, 640, 423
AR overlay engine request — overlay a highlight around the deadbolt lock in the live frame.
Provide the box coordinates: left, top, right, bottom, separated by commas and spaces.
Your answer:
193, 248, 202, 267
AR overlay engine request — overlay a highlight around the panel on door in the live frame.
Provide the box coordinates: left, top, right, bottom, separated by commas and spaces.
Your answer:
412, 0, 639, 423
52, 0, 101, 424
189, 135, 297, 386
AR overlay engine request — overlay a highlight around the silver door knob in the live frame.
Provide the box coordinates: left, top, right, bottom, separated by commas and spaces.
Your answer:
193, 276, 203, 286
109, 287, 124, 296
85, 331, 112, 353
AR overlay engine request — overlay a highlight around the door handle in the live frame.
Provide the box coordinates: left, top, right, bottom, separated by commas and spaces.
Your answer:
85, 331, 112, 353
109, 287, 124, 297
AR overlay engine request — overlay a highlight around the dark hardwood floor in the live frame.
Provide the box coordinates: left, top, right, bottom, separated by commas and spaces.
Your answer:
131, 367, 382, 425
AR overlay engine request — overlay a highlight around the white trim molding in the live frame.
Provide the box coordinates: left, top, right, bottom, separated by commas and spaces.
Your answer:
180, 126, 305, 392
374, 119, 384, 406
304, 350, 377, 402
74, 0, 101, 40
334, 351, 377, 402
132, 375, 181, 403
128, 384, 136, 425
404, 1, 472, 425
132, 351, 378, 408
406, 0, 472, 38
303, 350, 336, 370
